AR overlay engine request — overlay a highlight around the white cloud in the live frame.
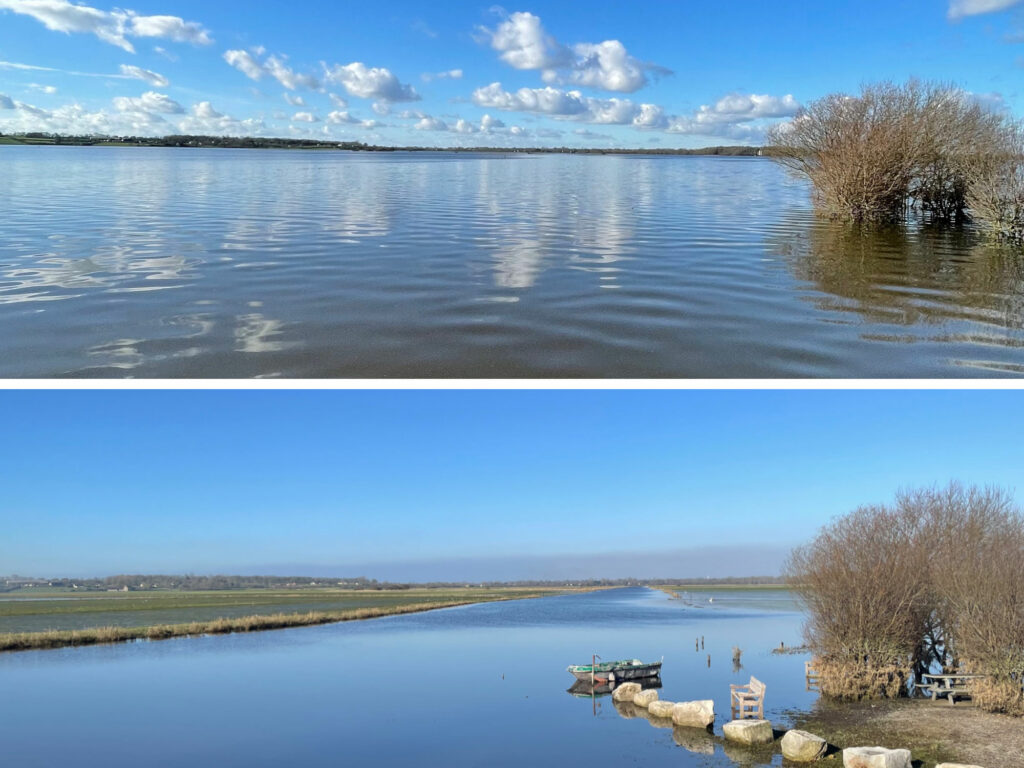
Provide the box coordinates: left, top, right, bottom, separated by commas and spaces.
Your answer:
0, 0, 212, 53
421, 68, 464, 82
223, 49, 263, 80
949, 0, 1023, 18
192, 101, 221, 119
415, 116, 448, 131
551, 40, 649, 93
223, 49, 319, 90
127, 13, 211, 44
665, 94, 799, 140
283, 92, 305, 107
328, 92, 347, 108
0, 93, 15, 109
474, 82, 798, 141
471, 82, 663, 127
113, 90, 184, 114
0, 94, 265, 137
119, 64, 169, 87
482, 11, 667, 93
701, 92, 800, 121
327, 110, 357, 124
265, 54, 318, 90
292, 111, 318, 123
481, 113, 504, 130
322, 61, 419, 102
485, 11, 569, 70
29, 83, 58, 94
472, 82, 589, 116
371, 101, 390, 115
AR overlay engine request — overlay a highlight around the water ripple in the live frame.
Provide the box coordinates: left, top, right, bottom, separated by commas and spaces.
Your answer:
0, 148, 1022, 377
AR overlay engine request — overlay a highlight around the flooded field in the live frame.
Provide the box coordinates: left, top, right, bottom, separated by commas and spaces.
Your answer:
0, 587, 816, 767
2, 148, 1022, 377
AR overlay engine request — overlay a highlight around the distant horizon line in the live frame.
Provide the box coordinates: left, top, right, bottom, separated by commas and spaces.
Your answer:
3, 573, 785, 585
0, 132, 771, 156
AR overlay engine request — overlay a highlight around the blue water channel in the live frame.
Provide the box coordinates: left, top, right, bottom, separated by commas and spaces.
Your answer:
0, 587, 816, 767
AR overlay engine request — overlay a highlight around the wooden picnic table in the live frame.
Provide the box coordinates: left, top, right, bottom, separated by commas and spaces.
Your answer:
919, 673, 988, 705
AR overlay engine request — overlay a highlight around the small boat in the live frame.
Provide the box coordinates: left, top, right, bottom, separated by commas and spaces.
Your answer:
567, 658, 663, 683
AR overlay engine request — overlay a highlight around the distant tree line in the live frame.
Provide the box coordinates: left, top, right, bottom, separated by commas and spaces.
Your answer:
1, 574, 785, 593
0, 132, 766, 156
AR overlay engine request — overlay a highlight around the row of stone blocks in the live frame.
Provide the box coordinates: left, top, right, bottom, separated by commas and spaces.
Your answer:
609, 683, 982, 767
611, 682, 713, 728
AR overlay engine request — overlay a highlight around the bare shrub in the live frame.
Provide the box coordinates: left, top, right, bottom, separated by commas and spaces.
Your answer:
788, 482, 1024, 709
769, 79, 1017, 231
922, 484, 1024, 713
769, 81, 930, 222
786, 500, 933, 699
964, 122, 1024, 242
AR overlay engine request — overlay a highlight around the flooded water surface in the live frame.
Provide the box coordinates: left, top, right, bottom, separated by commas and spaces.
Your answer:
3, 147, 1022, 377
0, 587, 813, 767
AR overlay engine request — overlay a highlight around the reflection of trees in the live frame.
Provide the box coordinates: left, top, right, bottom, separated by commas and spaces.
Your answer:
772, 217, 1024, 331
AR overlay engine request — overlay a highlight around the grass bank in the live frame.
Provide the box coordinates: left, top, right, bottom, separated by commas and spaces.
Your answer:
0, 589, 573, 653
789, 698, 1024, 768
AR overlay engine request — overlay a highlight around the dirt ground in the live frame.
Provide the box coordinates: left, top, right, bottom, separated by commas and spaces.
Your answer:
789, 698, 1024, 768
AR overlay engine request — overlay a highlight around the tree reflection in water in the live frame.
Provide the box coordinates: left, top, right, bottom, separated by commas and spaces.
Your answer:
771, 216, 1024, 335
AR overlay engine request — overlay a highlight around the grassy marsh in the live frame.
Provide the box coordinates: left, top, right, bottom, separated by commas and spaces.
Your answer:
0, 587, 576, 652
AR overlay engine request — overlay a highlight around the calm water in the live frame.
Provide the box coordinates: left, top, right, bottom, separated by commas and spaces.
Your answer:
3, 147, 1021, 377
0, 587, 815, 767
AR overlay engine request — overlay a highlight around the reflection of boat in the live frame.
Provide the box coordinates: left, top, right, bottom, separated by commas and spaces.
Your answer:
567, 658, 663, 683
567, 680, 614, 698
567, 677, 662, 698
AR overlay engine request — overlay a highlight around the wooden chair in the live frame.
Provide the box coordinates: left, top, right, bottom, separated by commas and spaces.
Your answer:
730, 675, 766, 719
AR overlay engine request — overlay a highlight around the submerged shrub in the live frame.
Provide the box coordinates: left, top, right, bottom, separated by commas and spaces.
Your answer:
769, 79, 1020, 240
964, 122, 1024, 242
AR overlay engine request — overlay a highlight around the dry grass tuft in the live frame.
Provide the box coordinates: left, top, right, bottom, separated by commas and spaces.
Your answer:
0, 600, 495, 653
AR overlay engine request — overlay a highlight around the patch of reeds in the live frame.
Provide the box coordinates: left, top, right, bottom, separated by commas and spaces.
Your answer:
814, 659, 908, 701
968, 674, 1024, 716
771, 643, 810, 655
0, 599, 488, 653
769, 79, 1024, 242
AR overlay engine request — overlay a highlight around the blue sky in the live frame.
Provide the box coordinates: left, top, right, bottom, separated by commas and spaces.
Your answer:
0, 0, 1022, 147
1, 389, 1021, 580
